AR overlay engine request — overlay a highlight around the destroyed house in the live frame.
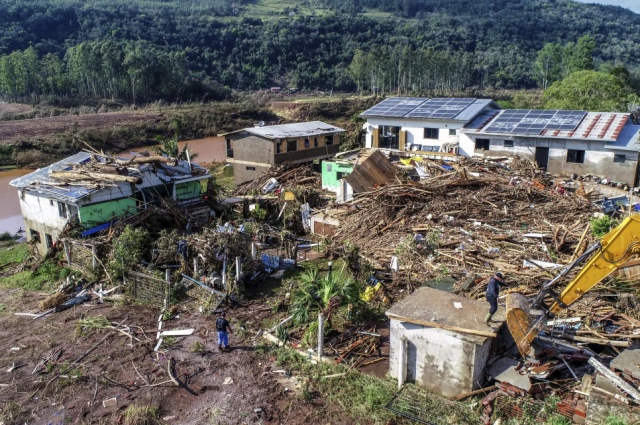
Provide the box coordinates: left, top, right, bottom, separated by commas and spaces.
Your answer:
460, 109, 640, 186
10, 152, 211, 255
223, 121, 345, 184
360, 97, 500, 155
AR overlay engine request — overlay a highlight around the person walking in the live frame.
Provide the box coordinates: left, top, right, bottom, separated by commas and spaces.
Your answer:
484, 272, 509, 326
216, 311, 233, 351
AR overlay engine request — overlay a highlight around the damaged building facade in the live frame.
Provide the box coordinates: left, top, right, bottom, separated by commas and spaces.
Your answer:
10, 152, 211, 255
460, 109, 640, 186
360, 97, 640, 186
223, 121, 345, 184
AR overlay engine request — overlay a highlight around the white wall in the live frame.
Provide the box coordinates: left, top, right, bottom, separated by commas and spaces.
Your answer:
460, 133, 639, 184
364, 117, 463, 150
388, 319, 490, 397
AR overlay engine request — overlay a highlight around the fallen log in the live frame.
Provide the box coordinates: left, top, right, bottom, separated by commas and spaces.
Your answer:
50, 170, 142, 184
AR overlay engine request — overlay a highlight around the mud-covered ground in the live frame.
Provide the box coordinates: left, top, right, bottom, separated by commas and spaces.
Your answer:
0, 287, 360, 424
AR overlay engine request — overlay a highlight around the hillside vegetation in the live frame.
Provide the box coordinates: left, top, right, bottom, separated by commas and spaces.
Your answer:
0, 0, 639, 102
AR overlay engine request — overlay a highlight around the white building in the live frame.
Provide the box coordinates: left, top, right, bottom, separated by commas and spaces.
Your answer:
360, 97, 500, 156
386, 286, 504, 397
459, 109, 640, 186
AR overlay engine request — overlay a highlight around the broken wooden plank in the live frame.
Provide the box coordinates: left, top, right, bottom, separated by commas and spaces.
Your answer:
588, 357, 640, 401
160, 329, 194, 337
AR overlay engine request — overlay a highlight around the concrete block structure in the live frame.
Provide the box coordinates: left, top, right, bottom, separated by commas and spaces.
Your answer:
386, 286, 504, 397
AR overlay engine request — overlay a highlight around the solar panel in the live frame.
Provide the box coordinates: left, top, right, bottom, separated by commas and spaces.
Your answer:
484, 110, 587, 135
405, 98, 476, 119
361, 97, 429, 117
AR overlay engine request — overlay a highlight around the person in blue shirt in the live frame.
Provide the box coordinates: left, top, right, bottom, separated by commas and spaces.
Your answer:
216, 311, 233, 351
484, 272, 509, 326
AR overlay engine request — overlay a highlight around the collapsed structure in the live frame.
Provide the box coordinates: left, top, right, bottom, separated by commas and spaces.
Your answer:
10, 151, 211, 255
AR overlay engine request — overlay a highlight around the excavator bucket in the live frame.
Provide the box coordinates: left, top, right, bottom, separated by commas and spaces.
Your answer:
505, 293, 538, 357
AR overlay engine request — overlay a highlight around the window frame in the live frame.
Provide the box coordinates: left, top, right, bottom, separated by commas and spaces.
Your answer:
58, 201, 67, 218
424, 128, 439, 140
246, 166, 256, 171
566, 149, 585, 164
304, 138, 310, 148
325, 135, 334, 146
475, 139, 490, 150
613, 154, 626, 163
448, 129, 456, 136
503, 140, 514, 148
286, 139, 297, 152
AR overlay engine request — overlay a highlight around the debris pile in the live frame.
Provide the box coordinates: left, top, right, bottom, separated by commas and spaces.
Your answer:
234, 162, 322, 196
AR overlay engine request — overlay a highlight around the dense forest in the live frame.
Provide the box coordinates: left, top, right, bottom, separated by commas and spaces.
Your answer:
0, 0, 639, 103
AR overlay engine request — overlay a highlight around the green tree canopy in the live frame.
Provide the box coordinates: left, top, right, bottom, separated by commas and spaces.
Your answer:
543, 70, 630, 111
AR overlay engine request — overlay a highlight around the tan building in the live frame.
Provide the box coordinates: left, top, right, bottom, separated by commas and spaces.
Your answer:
223, 121, 345, 184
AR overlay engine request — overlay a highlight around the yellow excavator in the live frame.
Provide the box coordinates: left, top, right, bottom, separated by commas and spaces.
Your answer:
506, 215, 640, 357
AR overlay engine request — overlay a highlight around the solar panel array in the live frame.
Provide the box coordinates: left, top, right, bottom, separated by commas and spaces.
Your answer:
360, 97, 477, 119
405, 98, 476, 119
483, 110, 587, 135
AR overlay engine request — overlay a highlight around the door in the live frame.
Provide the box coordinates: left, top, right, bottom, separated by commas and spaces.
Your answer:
535, 147, 549, 170
372, 128, 380, 148
399, 130, 407, 151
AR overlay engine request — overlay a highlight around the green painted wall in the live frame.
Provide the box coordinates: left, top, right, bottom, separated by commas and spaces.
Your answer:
321, 161, 354, 190
175, 180, 202, 200
78, 197, 137, 228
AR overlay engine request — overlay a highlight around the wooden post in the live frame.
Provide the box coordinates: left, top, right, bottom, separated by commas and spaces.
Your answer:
317, 313, 324, 362
193, 257, 198, 277
235, 256, 242, 282
91, 245, 97, 270
398, 336, 408, 390
164, 269, 171, 311
63, 240, 71, 266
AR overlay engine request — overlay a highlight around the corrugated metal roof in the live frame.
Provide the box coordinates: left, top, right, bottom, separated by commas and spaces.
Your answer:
10, 152, 97, 203
244, 121, 345, 139
604, 124, 640, 152
466, 110, 631, 142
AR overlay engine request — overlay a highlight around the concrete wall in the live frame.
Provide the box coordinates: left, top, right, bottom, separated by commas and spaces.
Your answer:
20, 192, 76, 255
388, 319, 491, 397
321, 161, 354, 191
460, 133, 640, 185
364, 117, 463, 152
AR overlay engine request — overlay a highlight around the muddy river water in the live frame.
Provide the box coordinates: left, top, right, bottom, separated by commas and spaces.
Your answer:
0, 137, 226, 234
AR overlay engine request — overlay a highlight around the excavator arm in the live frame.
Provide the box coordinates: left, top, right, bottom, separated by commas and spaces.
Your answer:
507, 215, 640, 356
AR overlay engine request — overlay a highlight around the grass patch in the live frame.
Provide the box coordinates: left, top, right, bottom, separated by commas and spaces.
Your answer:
267, 347, 404, 424
209, 162, 235, 192
0, 243, 75, 291
0, 401, 22, 423
123, 404, 160, 425
76, 315, 111, 336
0, 243, 29, 264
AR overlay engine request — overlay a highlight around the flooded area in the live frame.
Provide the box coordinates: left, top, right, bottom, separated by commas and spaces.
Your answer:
0, 169, 31, 234
120, 136, 226, 166
0, 137, 226, 234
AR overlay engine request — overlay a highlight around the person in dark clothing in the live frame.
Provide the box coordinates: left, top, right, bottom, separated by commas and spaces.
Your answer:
216, 312, 233, 350
484, 272, 509, 325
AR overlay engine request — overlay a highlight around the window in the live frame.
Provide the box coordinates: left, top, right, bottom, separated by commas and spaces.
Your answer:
225, 138, 232, 150
326, 164, 332, 172
475, 139, 490, 150
336, 171, 348, 180
246, 166, 256, 171
314, 137, 318, 148
325, 135, 334, 146
45, 233, 53, 249
30, 229, 41, 243
424, 128, 439, 139
503, 140, 514, 148
49, 200, 54, 206
276, 141, 282, 154
304, 138, 310, 148
449, 129, 456, 136
566, 149, 585, 164
58, 201, 67, 218
287, 139, 297, 152
614, 154, 626, 163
